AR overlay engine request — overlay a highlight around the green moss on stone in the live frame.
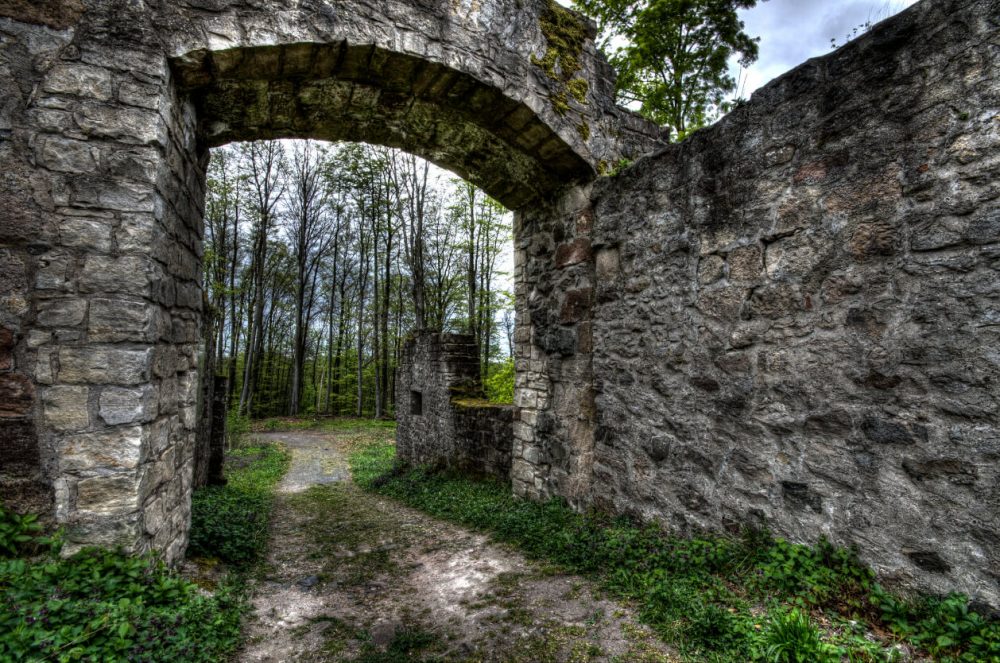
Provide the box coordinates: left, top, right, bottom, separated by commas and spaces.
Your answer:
532, 0, 588, 82
551, 90, 571, 116
577, 121, 590, 141
567, 78, 589, 104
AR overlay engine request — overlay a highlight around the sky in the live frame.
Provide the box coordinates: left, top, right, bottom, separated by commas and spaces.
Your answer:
555, 0, 920, 99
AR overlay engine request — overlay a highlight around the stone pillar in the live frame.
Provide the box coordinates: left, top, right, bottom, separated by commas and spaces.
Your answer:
511, 186, 597, 505
0, 6, 207, 562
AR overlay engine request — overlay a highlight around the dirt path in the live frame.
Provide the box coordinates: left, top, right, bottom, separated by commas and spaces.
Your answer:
237, 427, 676, 662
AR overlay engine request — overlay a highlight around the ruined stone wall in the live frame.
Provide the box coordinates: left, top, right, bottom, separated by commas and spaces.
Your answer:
396, 333, 513, 479
589, 0, 1000, 606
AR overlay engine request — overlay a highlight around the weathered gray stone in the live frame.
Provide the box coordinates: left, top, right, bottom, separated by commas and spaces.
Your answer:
89, 298, 156, 342
43, 64, 113, 101
78, 256, 152, 296
58, 347, 152, 385
35, 136, 100, 174
61, 426, 145, 473
58, 217, 113, 252
41, 385, 90, 432
100, 385, 158, 425
73, 104, 165, 146
37, 298, 87, 328
76, 474, 140, 515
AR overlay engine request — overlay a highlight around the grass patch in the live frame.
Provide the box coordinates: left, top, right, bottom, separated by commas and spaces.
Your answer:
350, 439, 1000, 663
0, 508, 243, 662
187, 443, 290, 567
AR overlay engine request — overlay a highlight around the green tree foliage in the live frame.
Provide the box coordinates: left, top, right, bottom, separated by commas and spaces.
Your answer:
573, 0, 761, 139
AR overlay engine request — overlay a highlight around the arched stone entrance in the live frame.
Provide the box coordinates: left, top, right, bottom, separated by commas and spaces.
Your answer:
0, 0, 660, 561
2, 0, 998, 608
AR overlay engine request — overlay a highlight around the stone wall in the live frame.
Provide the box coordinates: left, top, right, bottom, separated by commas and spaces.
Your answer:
588, 0, 1000, 606
396, 333, 513, 479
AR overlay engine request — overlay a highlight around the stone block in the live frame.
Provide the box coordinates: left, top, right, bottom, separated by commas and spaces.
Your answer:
100, 385, 158, 425
78, 256, 151, 296
33, 252, 73, 291
43, 64, 112, 101
728, 244, 763, 281
117, 213, 156, 252
58, 217, 113, 252
61, 426, 145, 473
36, 136, 100, 174
58, 346, 152, 385
37, 298, 87, 327
42, 385, 89, 431
76, 475, 140, 515
89, 298, 155, 342
70, 178, 158, 213
698, 254, 724, 285
73, 103, 165, 146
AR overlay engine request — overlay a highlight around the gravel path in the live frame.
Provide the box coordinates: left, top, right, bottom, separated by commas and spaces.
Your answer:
236, 426, 677, 662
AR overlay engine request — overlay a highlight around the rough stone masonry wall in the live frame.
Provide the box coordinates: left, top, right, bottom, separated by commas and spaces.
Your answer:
589, 0, 1000, 606
0, 2, 207, 561
396, 333, 513, 479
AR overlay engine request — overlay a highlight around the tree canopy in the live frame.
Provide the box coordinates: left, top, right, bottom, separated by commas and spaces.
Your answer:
573, 0, 761, 139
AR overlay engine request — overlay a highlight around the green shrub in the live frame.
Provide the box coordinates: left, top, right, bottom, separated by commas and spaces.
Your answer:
874, 589, 1000, 661
0, 507, 59, 558
0, 548, 243, 662
187, 443, 290, 567
755, 536, 874, 610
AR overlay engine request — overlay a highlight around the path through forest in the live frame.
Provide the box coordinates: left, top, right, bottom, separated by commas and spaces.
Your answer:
236, 427, 677, 662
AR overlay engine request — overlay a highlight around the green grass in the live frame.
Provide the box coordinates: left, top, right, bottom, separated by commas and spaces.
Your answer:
349, 438, 1000, 663
187, 443, 290, 567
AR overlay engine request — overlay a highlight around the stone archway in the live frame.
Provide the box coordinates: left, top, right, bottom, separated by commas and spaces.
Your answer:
0, 0, 660, 561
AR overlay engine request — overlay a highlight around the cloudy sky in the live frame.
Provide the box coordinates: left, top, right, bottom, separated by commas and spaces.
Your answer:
556, 0, 920, 97
733, 0, 919, 96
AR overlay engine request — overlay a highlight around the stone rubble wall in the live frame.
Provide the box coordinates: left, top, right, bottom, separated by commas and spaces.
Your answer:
396, 333, 513, 480
588, 0, 1000, 607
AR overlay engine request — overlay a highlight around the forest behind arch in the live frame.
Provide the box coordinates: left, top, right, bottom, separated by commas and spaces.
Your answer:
201, 140, 516, 420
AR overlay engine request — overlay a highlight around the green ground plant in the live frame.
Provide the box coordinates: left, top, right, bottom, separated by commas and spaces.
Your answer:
0, 440, 292, 661
187, 443, 290, 567
0, 508, 243, 662
349, 436, 1000, 663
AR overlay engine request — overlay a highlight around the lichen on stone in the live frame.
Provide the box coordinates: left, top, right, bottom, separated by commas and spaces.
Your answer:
531, 0, 592, 123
